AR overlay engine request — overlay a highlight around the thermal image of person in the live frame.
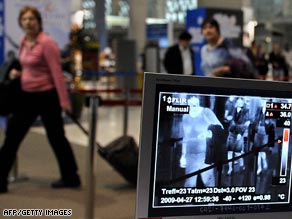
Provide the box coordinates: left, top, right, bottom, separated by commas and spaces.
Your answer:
224, 96, 236, 126
180, 96, 223, 187
226, 97, 250, 175
253, 100, 275, 175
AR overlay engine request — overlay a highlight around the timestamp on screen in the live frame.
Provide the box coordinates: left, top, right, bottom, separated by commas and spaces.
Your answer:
160, 197, 194, 204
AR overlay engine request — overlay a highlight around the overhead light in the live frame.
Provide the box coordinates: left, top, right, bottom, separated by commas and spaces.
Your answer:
146, 18, 167, 24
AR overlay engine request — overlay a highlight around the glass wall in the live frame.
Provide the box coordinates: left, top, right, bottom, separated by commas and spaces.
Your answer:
253, 0, 281, 20
252, 0, 292, 21
105, 0, 198, 25
165, 0, 198, 23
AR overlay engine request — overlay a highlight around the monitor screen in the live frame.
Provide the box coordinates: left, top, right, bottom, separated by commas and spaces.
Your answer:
136, 73, 292, 219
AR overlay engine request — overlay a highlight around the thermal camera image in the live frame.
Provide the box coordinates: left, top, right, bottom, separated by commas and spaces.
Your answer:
153, 92, 292, 208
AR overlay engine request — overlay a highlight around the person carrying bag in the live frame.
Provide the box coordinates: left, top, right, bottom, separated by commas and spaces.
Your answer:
0, 6, 80, 194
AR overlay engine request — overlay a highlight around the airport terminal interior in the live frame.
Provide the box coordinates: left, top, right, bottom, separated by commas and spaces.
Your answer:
1, 0, 292, 219
0, 105, 140, 219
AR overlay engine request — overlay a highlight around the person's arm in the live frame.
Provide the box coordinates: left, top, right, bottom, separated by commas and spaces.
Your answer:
212, 65, 231, 76
163, 48, 172, 73
204, 108, 223, 129
9, 69, 21, 80
180, 115, 189, 168
7, 58, 22, 80
43, 38, 71, 112
190, 48, 195, 75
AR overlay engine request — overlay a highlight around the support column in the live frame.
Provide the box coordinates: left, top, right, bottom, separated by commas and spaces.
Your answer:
128, 0, 147, 55
82, 0, 107, 50
242, 0, 252, 7
71, 0, 82, 13
96, 0, 107, 50
283, 0, 292, 17
148, 0, 166, 19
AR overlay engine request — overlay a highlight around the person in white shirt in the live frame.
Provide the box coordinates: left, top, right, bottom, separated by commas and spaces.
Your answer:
163, 31, 195, 75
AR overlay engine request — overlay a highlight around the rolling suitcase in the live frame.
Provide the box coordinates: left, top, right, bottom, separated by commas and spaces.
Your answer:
98, 135, 138, 185
67, 113, 139, 185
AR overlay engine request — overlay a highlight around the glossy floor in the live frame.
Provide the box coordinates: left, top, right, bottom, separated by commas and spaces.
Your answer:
0, 106, 141, 219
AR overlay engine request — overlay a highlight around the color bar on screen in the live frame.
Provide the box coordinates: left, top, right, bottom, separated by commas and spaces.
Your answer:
280, 129, 290, 176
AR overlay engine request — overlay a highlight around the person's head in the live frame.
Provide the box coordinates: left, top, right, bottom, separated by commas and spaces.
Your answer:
272, 42, 281, 54
201, 17, 221, 44
18, 6, 42, 36
188, 96, 200, 107
187, 96, 203, 117
235, 97, 245, 108
6, 50, 16, 59
178, 31, 192, 49
251, 41, 256, 48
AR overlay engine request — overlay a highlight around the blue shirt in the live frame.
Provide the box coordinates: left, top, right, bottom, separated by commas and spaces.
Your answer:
200, 39, 232, 77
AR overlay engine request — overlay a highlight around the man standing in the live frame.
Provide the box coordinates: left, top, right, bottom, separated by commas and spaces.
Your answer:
200, 17, 254, 78
270, 43, 289, 81
200, 18, 232, 77
163, 30, 195, 75
225, 97, 250, 175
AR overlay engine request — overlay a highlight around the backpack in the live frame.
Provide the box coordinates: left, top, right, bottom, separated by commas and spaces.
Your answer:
228, 48, 256, 79
220, 39, 256, 79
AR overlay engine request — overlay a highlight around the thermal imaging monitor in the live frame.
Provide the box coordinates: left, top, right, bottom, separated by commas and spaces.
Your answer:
136, 73, 292, 219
